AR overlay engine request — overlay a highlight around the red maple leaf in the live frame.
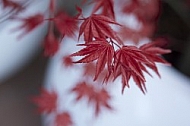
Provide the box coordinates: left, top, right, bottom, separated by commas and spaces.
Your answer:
53, 11, 78, 37
12, 13, 44, 38
71, 38, 114, 80
71, 82, 113, 116
113, 46, 150, 93
31, 88, 57, 114
92, 88, 113, 116
2, 0, 24, 11
70, 82, 95, 102
91, 0, 115, 19
139, 38, 171, 76
54, 112, 73, 126
78, 14, 122, 44
140, 38, 171, 55
111, 40, 171, 93
43, 32, 60, 56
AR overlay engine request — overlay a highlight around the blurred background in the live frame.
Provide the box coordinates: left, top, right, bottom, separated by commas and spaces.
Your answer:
0, 0, 190, 126
157, 0, 190, 77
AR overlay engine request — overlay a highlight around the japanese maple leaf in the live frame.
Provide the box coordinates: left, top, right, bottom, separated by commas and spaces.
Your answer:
43, 32, 60, 56
31, 88, 57, 114
71, 38, 114, 80
91, 0, 115, 19
71, 82, 113, 116
140, 38, 171, 76
53, 11, 78, 37
78, 14, 122, 44
55, 112, 73, 126
2, 0, 24, 11
113, 46, 151, 93
140, 38, 171, 56
92, 88, 113, 116
12, 13, 44, 38
70, 82, 95, 102
112, 40, 171, 93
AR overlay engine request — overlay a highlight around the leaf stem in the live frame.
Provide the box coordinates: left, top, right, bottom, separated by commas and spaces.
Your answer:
109, 38, 121, 49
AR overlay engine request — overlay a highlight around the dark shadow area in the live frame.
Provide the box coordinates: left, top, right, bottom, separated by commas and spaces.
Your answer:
0, 52, 48, 126
156, 0, 190, 77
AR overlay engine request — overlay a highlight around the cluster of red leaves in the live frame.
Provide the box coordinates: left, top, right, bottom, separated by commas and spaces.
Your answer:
8, 0, 172, 124
71, 81, 113, 116
70, 0, 171, 93
43, 10, 78, 56
31, 83, 112, 125
9, 0, 78, 56
123, 0, 160, 23
119, 0, 160, 43
72, 38, 170, 93
16, 0, 170, 94
31, 88, 73, 126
